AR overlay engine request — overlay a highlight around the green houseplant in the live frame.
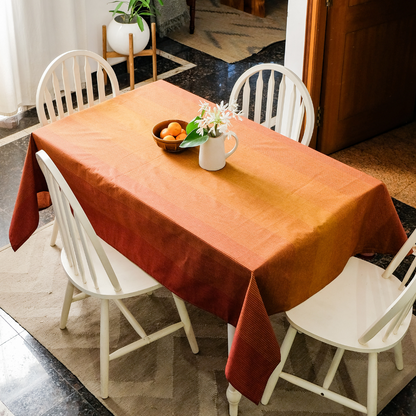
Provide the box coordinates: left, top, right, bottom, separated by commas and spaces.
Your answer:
107, 0, 164, 56
109, 0, 164, 32
180, 101, 242, 148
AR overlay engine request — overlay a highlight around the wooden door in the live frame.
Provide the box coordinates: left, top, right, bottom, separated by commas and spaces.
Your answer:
316, 0, 416, 154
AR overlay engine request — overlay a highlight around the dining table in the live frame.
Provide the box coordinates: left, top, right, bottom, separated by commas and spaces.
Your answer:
9, 80, 407, 411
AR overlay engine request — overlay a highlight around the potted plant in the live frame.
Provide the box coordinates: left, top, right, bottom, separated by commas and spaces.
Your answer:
107, 0, 164, 56
180, 101, 242, 171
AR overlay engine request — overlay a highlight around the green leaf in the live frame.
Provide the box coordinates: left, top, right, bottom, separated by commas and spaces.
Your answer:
186, 116, 201, 134
137, 15, 144, 31
111, 1, 124, 17
179, 130, 209, 148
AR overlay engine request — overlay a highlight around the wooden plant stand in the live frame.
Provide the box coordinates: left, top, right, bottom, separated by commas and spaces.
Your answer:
102, 22, 157, 91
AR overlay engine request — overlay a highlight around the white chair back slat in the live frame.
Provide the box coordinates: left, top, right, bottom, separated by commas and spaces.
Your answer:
291, 101, 306, 144
36, 150, 123, 293
359, 279, 416, 344
383, 229, 416, 280
46, 169, 74, 267
62, 193, 85, 280
36, 50, 120, 126
96, 63, 106, 103
399, 255, 416, 289
61, 63, 75, 115
43, 87, 57, 124
394, 296, 415, 334
285, 83, 297, 139
84, 58, 95, 109
72, 57, 84, 112
241, 78, 251, 118
357, 229, 416, 344
264, 71, 275, 128
74, 213, 100, 289
229, 63, 315, 146
274, 74, 286, 134
359, 229, 416, 345
382, 299, 411, 342
254, 71, 264, 124
51, 72, 65, 120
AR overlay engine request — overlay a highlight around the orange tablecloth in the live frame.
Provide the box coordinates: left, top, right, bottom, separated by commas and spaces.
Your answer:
10, 80, 407, 404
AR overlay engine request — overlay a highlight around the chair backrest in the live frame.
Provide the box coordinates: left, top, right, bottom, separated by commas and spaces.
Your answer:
229, 63, 315, 146
359, 229, 416, 344
35, 150, 122, 293
36, 50, 120, 126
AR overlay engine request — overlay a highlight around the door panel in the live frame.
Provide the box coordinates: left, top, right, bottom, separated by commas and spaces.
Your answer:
317, 0, 416, 154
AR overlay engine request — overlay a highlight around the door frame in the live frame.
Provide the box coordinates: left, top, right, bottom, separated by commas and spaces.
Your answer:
302, 0, 327, 149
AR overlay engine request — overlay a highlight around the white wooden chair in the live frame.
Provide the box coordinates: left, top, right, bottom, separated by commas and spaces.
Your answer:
261, 231, 416, 415
35, 149, 199, 399
229, 63, 314, 146
36, 50, 120, 247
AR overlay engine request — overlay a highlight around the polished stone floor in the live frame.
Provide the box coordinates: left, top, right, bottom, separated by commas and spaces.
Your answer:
1, 33, 416, 416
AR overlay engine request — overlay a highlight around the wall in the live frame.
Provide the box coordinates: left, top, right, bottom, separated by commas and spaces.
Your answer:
85, 0, 127, 65
284, 0, 308, 78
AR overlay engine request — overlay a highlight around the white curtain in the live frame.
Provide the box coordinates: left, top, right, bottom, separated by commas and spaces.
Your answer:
0, 0, 88, 116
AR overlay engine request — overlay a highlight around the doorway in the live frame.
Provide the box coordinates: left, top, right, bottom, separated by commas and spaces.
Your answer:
304, 0, 416, 154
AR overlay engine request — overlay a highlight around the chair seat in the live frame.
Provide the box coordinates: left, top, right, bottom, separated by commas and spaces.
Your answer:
61, 237, 161, 299
286, 257, 412, 353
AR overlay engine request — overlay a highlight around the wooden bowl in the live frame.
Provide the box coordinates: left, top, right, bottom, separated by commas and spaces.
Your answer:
152, 120, 188, 153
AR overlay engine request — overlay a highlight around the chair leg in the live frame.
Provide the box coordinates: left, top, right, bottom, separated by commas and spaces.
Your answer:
50, 219, 59, 246
100, 299, 110, 399
323, 348, 345, 389
172, 294, 199, 353
367, 352, 378, 416
261, 324, 297, 405
226, 325, 242, 415
394, 342, 404, 370
60, 281, 75, 329
226, 383, 241, 416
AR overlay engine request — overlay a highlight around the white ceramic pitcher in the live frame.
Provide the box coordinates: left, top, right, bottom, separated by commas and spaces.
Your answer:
199, 132, 239, 171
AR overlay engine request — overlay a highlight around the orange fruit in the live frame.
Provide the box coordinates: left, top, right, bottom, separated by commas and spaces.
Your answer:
164, 135, 176, 141
180, 128, 186, 134
167, 122, 182, 136
176, 133, 187, 141
160, 128, 169, 139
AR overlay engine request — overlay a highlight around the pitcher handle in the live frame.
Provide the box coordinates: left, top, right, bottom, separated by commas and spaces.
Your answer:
225, 132, 239, 159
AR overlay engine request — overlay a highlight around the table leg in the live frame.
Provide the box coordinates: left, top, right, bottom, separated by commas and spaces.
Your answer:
227, 324, 242, 416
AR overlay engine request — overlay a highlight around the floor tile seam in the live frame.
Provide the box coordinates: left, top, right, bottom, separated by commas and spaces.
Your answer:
0, 314, 20, 338
0, 400, 14, 416
0, 51, 195, 146
0, 329, 20, 348
0, 128, 36, 148
4, 341, 78, 413
38, 389, 84, 416
3, 371, 52, 406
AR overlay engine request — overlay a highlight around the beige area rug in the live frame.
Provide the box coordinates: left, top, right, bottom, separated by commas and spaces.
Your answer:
2, 223, 416, 415
167, 0, 287, 63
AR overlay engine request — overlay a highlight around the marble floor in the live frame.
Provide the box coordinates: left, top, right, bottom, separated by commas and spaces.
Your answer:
1, 33, 416, 416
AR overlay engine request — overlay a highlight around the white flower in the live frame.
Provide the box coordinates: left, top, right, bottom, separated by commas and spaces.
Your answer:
196, 100, 242, 137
